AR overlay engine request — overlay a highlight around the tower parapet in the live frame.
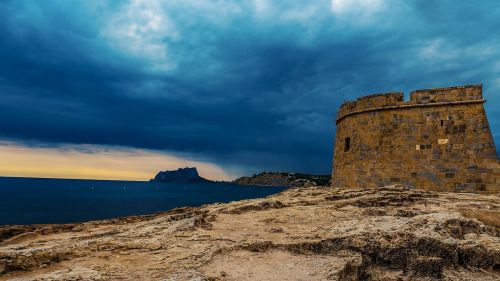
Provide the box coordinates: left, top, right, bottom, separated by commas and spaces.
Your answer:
336, 85, 486, 124
337, 93, 403, 121
410, 84, 483, 104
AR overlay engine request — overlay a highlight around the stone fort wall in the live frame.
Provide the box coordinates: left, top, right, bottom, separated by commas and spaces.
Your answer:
332, 84, 500, 192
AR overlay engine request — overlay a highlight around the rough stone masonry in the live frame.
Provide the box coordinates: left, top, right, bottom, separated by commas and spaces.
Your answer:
332, 84, 500, 192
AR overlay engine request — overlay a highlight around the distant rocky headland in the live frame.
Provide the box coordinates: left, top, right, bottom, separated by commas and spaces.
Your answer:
150, 167, 210, 183
234, 171, 331, 187
150, 167, 330, 187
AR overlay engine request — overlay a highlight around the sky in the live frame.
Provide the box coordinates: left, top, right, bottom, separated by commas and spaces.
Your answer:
0, 0, 499, 180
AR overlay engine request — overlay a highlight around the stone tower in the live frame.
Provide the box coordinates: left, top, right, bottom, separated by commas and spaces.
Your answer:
332, 84, 500, 192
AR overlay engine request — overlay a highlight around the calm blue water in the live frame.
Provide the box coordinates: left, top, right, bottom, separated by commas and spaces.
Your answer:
0, 177, 286, 226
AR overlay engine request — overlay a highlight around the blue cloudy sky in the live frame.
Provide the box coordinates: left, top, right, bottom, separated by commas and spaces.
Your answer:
0, 0, 499, 180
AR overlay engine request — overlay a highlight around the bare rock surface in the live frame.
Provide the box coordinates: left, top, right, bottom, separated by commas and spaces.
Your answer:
0, 185, 499, 280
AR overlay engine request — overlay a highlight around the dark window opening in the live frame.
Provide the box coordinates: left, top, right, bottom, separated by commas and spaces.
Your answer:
344, 137, 351, 152
441, 120, 444, 126
418, 144, 432, 150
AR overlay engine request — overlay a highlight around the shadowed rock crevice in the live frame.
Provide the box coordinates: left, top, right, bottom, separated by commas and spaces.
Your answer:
222, 200, 286, 214
204, 230, 499, 280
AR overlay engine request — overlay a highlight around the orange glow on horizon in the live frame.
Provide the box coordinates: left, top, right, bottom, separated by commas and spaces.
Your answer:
0, 142, 232, 181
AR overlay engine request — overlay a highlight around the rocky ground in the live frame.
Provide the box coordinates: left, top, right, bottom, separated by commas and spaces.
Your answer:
0, 185, 499, 280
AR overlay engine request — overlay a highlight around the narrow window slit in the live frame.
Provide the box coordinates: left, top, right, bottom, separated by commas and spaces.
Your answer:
344, 137, 351, 152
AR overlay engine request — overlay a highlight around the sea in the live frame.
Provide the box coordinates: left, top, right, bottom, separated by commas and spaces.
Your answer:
0, 177, 286, 226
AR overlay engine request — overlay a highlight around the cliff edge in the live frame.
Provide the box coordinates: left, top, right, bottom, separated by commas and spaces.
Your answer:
1, 185, 498, 280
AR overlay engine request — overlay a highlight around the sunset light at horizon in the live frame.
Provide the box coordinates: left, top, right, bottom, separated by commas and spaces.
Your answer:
0, 142, 232, 181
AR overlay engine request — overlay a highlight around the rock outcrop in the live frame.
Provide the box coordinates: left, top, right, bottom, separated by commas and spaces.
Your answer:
0, 185, 499, 280
150, 167, 210, 183
234, 172, 331, 187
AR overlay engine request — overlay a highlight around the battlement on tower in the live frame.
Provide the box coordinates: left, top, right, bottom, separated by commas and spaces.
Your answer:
410, 84, 483, 103
337, 84, 485, 122
337, 92, 403, 119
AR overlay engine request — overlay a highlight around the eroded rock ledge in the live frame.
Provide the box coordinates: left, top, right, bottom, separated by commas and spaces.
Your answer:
0, 185, 499, 280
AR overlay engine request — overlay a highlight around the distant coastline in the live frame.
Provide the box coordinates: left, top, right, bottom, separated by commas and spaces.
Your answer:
150, 167, 331, 187
0, 169, 332, 188
233, 171, 331, 187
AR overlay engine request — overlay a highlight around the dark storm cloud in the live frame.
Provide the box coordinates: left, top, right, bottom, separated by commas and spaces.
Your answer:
0, 0, 499, 175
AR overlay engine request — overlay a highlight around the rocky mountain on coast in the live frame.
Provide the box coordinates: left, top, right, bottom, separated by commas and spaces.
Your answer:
150, 167, 210, 183
1, 185, 498, 280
